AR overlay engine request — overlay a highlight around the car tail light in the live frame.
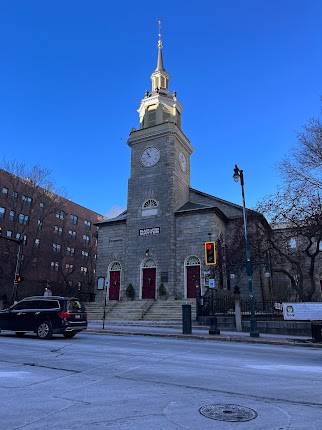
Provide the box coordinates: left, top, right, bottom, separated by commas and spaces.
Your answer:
58, 311, 71, 320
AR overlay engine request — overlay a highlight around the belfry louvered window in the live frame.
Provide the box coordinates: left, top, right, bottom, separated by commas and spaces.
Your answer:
142, 199, 158, 217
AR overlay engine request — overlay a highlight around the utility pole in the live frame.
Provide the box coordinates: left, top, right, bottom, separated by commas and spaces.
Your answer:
0, 228, 23, 304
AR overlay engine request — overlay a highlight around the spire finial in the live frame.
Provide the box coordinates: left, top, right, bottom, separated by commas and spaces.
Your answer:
156, 19, 165, 71
157, 19, 162, 49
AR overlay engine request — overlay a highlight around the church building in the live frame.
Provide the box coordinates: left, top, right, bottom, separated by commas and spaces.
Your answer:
95, 33, 265, 303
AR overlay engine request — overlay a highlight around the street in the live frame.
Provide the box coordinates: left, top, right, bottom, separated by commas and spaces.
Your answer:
0, 332, 322, 429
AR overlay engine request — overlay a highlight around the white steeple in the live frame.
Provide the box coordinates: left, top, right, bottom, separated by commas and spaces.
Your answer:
137, 21, 183, 130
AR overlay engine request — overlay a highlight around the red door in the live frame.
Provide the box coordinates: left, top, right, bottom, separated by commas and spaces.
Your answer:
187, 266, 200, 299
109, 271, 120, 300
142, 268, 156, 299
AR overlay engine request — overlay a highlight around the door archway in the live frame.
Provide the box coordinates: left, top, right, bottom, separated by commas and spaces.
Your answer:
141, 259, 157, 299
108, 261, 121, 301
185, 256, 201, 299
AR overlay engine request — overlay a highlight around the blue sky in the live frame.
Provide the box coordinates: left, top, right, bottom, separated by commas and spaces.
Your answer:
0, 1, 321, 216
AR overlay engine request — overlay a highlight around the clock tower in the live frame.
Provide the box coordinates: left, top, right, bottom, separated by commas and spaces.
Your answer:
125, 29, 193, 298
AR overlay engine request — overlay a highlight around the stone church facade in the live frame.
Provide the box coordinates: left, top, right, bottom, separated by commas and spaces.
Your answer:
95, 35, 266, 303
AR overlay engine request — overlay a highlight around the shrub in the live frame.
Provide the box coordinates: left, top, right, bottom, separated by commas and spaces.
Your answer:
126, 284, 135, 300
159, 283, 168, 299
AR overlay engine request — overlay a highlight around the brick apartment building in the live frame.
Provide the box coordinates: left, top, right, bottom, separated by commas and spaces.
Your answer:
0, 169, 102, 303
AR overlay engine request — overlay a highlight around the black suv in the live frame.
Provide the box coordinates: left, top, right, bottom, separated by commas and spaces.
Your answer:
0, 296, 87, 339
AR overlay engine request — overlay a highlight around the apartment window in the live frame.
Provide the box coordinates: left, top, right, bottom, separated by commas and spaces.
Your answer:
18, 214, 29, 225
0, 207, 5, 219
80, 266, 88, 274
66, 246, 75, 256
12, 191, 18, 199
68, 230, 77, 239
83, 234, 90, 243
1, 187, 8, 196
56, 210, 64, 220
50, 261, 59, 271
22, 195, 32, 204
54, 226, 63, 235
16, 233, 21, 240
70, 214, 78, 225
52, 243, 61, 253
65, 263, 74, 272
22, 235, 27, 245
9, 210, 15, 222
37, 219, 43, 229
39, 202, 44, 208
6, 230, 12, 238
34, 238, 40, 247
84, 220, 91, 228
81, 250, 89, 259
68, 280, 73, 287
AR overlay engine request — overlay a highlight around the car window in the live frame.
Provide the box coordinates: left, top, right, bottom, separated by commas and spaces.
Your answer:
11, 301, 27, 310
68, 299, 83, 312
12, 300, 38, 310
38, 300, 60, 310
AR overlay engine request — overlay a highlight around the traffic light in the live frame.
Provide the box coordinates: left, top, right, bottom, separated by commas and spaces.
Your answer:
204, 241, 216, 265
14, 274, 24, 283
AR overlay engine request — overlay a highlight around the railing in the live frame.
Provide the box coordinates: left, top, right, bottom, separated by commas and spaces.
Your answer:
197, 293, 284, 321
77, 292, 96, 302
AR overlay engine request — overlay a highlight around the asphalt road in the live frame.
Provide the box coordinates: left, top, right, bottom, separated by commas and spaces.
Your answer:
0, 331, 321, 429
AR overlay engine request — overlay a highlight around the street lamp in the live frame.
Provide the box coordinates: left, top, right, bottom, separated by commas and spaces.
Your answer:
233, 164, 259, 337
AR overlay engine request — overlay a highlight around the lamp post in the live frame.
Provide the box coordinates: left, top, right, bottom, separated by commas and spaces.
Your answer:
233, 164, 259, 337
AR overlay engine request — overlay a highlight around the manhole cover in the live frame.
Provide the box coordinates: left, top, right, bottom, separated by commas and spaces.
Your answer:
199, 404, 258, 422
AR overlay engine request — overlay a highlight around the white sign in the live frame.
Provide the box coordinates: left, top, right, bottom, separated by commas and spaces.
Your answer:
283, 302, 322, 321
139, 227, 160, 236
208, 279, 216, 289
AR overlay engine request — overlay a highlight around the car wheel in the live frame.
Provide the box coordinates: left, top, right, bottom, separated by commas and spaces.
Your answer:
15, 332, 26, 337
36, 321, 53, 339
63, 332, 77, 338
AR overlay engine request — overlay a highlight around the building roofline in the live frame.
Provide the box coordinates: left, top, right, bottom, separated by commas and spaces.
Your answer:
189, 187, 262, 217
0, 168, 103, 219
175, 205, 228, 222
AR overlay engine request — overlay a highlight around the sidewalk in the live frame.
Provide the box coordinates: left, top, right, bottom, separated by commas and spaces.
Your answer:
87, 320, 322, 348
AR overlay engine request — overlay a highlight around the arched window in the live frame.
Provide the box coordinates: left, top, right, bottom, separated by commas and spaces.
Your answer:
143, 258, 156, 268
185, 256, 201, 266
110, 262, 121, 272
142, 199, 159, 217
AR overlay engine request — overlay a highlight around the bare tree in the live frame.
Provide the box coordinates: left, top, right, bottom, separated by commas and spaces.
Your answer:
0, 162, 64, 298
258, 187, 322, 301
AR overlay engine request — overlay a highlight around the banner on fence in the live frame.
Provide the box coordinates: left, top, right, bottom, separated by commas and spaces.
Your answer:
283, 302, 322, 321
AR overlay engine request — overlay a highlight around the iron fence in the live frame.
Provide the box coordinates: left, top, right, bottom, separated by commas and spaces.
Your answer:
196, 292, 284, 321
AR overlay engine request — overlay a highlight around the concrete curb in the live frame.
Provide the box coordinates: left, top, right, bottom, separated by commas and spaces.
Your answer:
86, 328, 322, 348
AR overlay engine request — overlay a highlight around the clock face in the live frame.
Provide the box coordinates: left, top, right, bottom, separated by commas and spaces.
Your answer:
141, 147, 160, 167
179, 152, 187, 172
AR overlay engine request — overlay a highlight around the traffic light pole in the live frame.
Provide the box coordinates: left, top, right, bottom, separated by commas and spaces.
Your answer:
233, 165, 259, 338
0, 234, 23, 304
12, 241, 23, 303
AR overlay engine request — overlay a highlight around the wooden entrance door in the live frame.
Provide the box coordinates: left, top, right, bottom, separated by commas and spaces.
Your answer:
142, 268, 156, 299
109, 271, 120, 300
187, 265, 200, 299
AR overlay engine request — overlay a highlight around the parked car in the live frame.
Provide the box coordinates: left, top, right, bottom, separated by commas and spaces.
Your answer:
0, 296, 87, 339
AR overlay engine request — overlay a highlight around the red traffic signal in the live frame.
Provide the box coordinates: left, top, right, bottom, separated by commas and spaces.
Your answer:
204, 242, 216, 265
14, 274, 24, 283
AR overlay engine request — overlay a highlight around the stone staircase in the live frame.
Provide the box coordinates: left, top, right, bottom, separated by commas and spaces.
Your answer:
85, 299, 196, 321
107, 300, 150, 320
85, 301, 118, 320
143, 300, 197, 321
